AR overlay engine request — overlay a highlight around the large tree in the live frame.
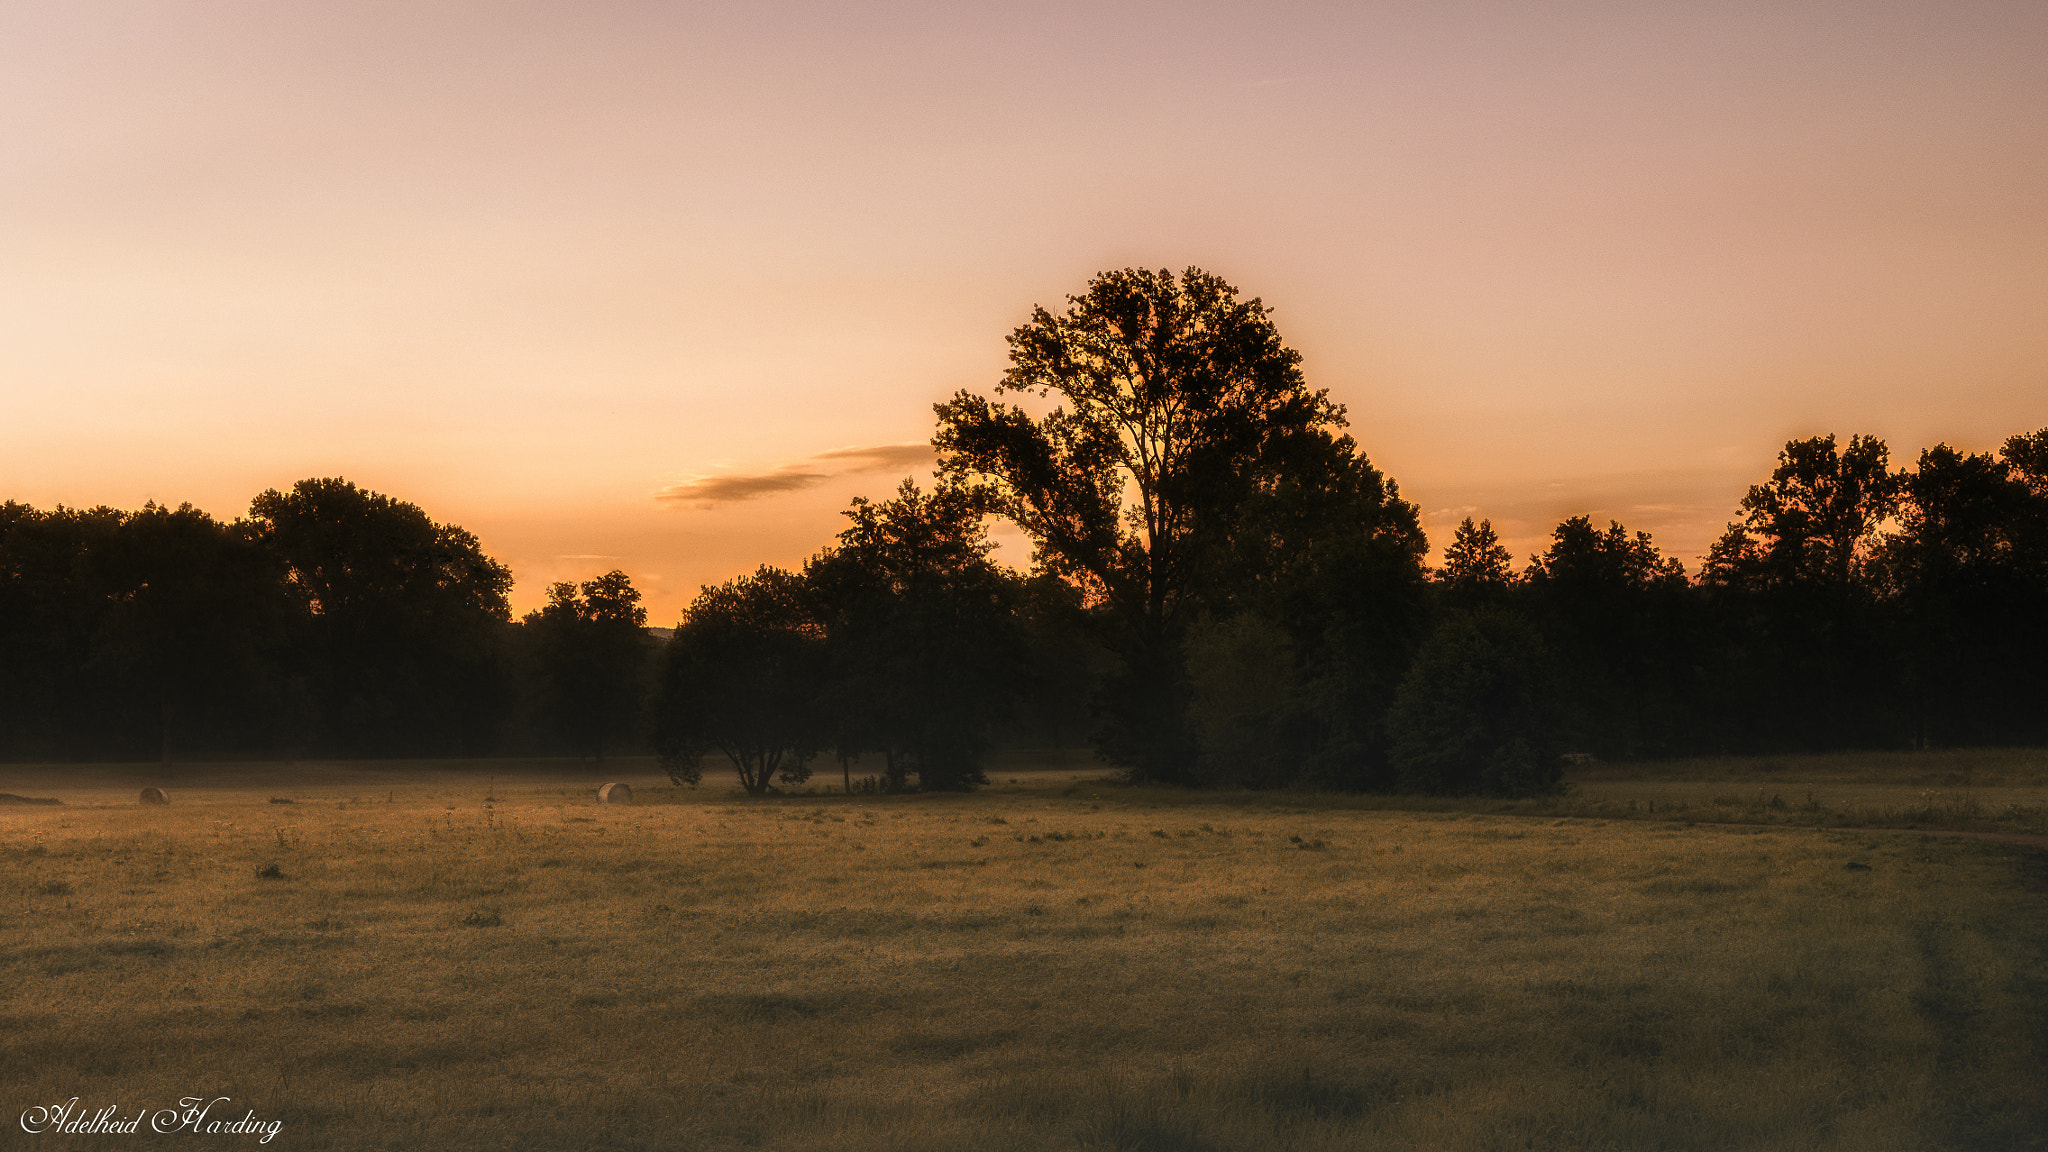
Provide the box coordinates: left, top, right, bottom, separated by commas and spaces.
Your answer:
1701, 435, 1903, 749
1704, 434, 1898, 590
520, 570, 654, 763
1522, 517, 1699, 758
807, 481, 1024, 792
1878, 436, 2048, 745
1188, 432, 1431, 789
933, 267, 1350, 782
654, 566, 825, 796
247, 477, 514, 755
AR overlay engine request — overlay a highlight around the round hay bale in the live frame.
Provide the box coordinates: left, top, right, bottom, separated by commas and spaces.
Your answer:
597, 782, 632, 805
138, 787, 169, 806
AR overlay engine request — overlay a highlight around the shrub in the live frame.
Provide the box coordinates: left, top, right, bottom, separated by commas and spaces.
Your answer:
1386, 609, 1565, 796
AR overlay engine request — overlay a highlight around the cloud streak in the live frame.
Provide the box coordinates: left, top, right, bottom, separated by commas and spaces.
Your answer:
655, 443, 934, 509
808, 442, 934, 471
656, 468, 830, 507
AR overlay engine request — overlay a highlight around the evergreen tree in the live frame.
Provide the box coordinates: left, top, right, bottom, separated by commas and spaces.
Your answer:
1438, 517, 1515, 608
1523, 517, 1698, 758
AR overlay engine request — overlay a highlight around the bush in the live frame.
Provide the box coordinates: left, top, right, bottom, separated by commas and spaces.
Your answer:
1386, 609, 1565, 796
1183, 613, 1305, 789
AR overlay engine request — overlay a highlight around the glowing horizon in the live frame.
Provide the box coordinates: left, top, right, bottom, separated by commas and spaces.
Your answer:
4, 0, 2043, 623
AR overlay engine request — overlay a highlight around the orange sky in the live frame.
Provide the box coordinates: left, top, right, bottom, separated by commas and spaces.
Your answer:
4, 0, 2044, 624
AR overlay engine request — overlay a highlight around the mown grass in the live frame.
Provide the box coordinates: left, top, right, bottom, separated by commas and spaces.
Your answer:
0, 754, 2044, 1150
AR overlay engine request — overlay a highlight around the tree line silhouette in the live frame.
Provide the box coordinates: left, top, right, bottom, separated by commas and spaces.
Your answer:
5, 270, 2044, 793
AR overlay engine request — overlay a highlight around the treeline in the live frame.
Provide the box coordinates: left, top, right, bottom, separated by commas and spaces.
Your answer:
653, 268, 2048, 795
654, 482, 1096, 796
1394, 429, 2048, 791
0, 478, 1086, 767
652, 430, 2048, 799
0, 478, 652, 762
8, 269, 2045, 795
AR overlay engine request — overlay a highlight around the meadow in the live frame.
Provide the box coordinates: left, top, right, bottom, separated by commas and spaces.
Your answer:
2, 752, 2044, 1151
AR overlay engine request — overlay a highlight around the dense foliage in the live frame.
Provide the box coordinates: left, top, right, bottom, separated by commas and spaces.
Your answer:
515, 571, 656, 763
653, 565, 826, 796
0, 483, 521, 761
5, 273, 2046, 794
933, 267, 1396, 784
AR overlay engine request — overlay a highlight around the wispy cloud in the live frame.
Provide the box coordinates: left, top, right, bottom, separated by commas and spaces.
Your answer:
808, 442, 933, 471
655, 468, 830, 508
655, 442, 933, 509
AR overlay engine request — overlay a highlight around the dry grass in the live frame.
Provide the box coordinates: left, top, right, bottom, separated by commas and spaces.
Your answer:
0, 755, 2044, 1150
1548, 749, 2048, 837
1163, 747, 2048, 838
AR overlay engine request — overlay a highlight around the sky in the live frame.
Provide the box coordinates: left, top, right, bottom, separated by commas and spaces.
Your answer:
3, 0, 2043, 623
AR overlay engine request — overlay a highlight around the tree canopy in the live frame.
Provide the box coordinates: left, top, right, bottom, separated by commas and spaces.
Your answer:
1704, 434, 1898, 590
935, 267, 1344, 627
654, 566, 825, 796
933, 267, 1357, 782
0, 479, 522, 761
520, 570, 653, 763
807, 480, 1024, 792
248, 477, 514, 755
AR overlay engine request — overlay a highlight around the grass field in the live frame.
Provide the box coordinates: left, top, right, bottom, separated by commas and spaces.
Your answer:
2, 752, 2045, 1150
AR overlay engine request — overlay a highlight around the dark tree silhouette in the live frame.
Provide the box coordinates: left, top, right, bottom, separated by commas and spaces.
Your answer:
1880, 437, 2048, 744
521, 570, 653, 763
1437, 517, 1516, 608
1386, 608, 1563, 796
0, 502, 296, 761
10, 422, 2048, 772
933, 267, 1349, 783
1522, 517, 1698, 758
247, 478, 513, 756
91, 503, 295, 768
808, 481, 1023, 792
1705, 433, 1898, 590
1701, 435, 1904, 749
654, 566, 825, 796
1186, 435, 1430, 789
0, 502, 127, 757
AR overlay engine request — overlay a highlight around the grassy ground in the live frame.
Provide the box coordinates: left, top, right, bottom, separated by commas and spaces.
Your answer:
1169, 748, 2048, 838
1558, 747, 2048, 836
1, 753, 2044, 1150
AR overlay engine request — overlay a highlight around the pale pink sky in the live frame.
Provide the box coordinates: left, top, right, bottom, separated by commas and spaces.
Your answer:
4, 0, 2044, 623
